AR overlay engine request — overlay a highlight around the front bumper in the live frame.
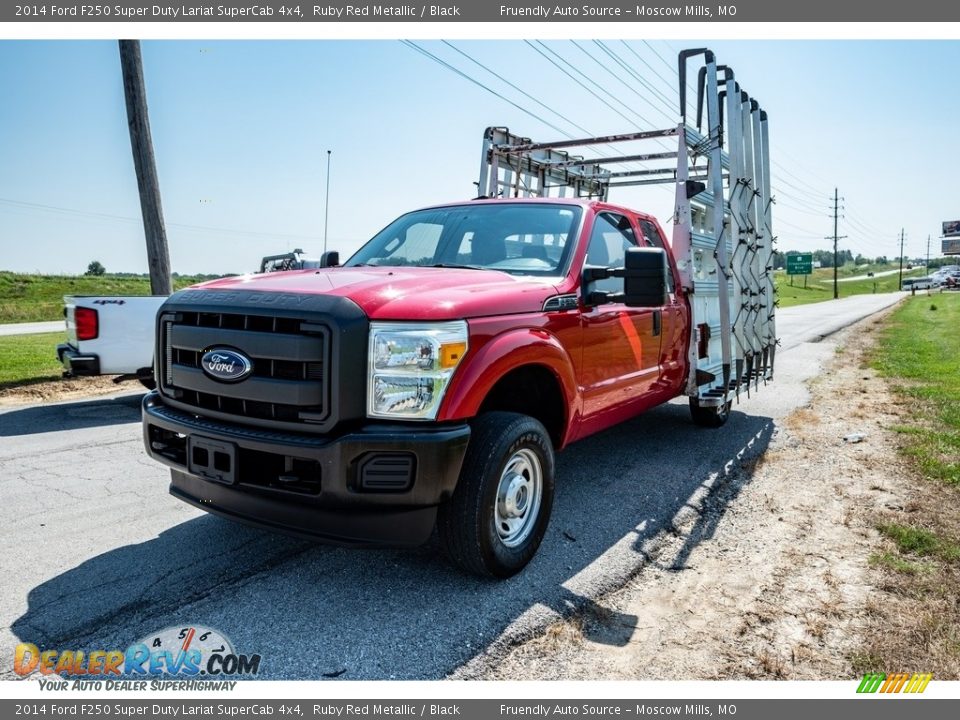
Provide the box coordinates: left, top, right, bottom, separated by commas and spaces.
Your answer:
57, 343, 100, 376
142, 392, 470, 546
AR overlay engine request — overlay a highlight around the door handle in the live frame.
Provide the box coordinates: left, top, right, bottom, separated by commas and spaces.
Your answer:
652, 310, 661, 337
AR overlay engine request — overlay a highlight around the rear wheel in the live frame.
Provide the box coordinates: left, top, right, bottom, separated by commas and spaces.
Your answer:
438, 412, 554, 578
689, 396, 731, 428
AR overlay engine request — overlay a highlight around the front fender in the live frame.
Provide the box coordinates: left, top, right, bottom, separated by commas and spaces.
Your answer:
437, 328, 580, 444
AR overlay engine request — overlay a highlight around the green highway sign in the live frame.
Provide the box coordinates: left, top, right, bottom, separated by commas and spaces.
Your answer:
786, 253, 813, 275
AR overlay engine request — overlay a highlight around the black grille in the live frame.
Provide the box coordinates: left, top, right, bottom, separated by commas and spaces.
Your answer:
159, 310, 330, 426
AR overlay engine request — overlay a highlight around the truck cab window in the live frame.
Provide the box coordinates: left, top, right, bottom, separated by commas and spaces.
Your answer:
377, 222, 444, 266
640, 220, 675, 293
586, 212, 637, 294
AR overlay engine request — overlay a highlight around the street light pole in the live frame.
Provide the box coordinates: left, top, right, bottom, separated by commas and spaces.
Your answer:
323, 150, 332, 255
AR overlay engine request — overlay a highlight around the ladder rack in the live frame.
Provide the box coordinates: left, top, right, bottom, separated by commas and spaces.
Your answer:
476, 48, 777, 406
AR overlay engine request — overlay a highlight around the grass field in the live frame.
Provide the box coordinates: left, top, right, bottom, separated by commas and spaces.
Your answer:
776, 266, 923, 308
0, 332, 64, 388
872, 294, 960, 486
861, 293, 960, 674
0, 272, 213, 324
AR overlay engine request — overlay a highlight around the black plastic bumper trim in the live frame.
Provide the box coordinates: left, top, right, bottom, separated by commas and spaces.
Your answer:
169, 471, 438, 547
57, 343, 100, 376
142, 393, 470, 545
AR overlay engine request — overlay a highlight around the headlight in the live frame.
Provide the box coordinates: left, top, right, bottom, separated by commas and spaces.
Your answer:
367, 321, 468, 420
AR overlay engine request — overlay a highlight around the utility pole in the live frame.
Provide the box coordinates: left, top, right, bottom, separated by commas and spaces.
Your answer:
829, 188, 846, 300
926, 234, 931, 275
118, 40, 172, 296
323, 150, 332, 254
898, 229, 905, 290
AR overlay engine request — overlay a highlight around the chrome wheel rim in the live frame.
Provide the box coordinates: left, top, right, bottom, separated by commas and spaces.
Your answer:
495, 448, 543, 548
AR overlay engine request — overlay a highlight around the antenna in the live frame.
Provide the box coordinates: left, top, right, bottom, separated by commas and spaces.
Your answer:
323, 149, 332, 254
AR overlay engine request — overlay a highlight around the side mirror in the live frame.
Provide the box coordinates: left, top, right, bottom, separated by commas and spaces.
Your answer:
320, 251, 340, 268
623, 247, 669, 308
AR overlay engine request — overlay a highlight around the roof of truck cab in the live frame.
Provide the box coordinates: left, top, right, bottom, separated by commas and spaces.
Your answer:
415, 196, 662, 223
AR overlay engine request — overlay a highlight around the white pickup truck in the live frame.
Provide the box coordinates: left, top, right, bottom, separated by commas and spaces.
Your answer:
56, 258, 308, 388
57, 296, 167, 389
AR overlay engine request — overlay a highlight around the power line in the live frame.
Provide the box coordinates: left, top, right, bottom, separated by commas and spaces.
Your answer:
773, 175, 829, 203
0, 196, 322, 242
843, 207, 890, 238
842, 214, 885, 240
444, 41, 676, 185
770, 160, 826, 196
772, 147, 834, 188
400, 40, 573, 139
776, 216, 823, 235
404, 41, 672, 195
440, 40, 593, 139
524, 41, 666, 137
619, 41, 681, 100
651, 40, 837, 199
569, 41, 675, 127
592, 40, 678, 115
775, 199, 829, 217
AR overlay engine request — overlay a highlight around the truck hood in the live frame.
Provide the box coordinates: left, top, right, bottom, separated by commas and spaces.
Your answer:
193, 267, 563, 320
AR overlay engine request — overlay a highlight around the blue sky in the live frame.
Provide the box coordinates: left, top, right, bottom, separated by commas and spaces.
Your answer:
0, 39, 957, 275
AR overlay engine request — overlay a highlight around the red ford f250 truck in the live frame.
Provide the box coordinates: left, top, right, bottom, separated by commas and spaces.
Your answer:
143, 49, 776, 577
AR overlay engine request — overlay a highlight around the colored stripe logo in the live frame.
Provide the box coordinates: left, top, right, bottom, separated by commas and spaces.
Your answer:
857, 673, 932, 693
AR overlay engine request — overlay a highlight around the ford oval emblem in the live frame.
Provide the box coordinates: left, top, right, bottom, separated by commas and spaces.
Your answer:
201, 348, 253, 383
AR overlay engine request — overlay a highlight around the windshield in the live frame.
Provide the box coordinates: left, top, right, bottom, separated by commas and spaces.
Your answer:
345, 203, 582, 277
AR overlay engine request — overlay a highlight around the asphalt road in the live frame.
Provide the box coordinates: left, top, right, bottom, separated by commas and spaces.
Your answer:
837, 268, 902, 283
0, 321, 63, 337
0, 293, 904, 681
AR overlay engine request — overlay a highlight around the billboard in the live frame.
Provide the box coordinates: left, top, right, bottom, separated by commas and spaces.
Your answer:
943, 238, 960, 255
943, 220, 960, 237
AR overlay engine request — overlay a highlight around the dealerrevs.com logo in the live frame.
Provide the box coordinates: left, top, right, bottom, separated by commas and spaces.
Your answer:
14, 625, 261, 689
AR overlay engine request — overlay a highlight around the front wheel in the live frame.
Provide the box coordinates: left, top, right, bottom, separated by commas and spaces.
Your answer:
438, 412, 555, 578
689, 396, 731, 428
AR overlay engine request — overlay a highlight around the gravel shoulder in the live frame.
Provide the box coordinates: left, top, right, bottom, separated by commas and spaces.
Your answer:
456, 309, 908, 680
0, 377, 140, 407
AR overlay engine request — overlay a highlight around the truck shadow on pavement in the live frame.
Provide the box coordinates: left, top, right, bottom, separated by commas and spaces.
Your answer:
0, 394, 143, 437
10, 401, 774, 680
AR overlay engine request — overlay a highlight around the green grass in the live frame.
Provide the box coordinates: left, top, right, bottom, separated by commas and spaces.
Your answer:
871, 293, 960, 486
878, 523, 960, 561
0, 272, 214, 324
869, 551, 924, 575
776, 266, 924, 308
0, 332, 65, 388
859, 298, 960, 673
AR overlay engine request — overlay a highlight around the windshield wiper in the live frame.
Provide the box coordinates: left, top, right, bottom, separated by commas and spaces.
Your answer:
430, 263, 483, 270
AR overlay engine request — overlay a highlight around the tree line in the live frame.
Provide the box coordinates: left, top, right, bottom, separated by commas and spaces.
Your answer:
771, 249, 948, 269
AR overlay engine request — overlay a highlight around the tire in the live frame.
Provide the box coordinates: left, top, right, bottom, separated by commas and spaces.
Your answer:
689, 396, 731, 428
438, 412, 555, 578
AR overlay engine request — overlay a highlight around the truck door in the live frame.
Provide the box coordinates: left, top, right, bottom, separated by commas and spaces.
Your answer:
639, 218, 687, 390
580, 212, 661, 422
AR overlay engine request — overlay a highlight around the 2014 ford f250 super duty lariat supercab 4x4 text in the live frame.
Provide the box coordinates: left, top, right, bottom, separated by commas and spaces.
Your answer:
143, 49, 777, 577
